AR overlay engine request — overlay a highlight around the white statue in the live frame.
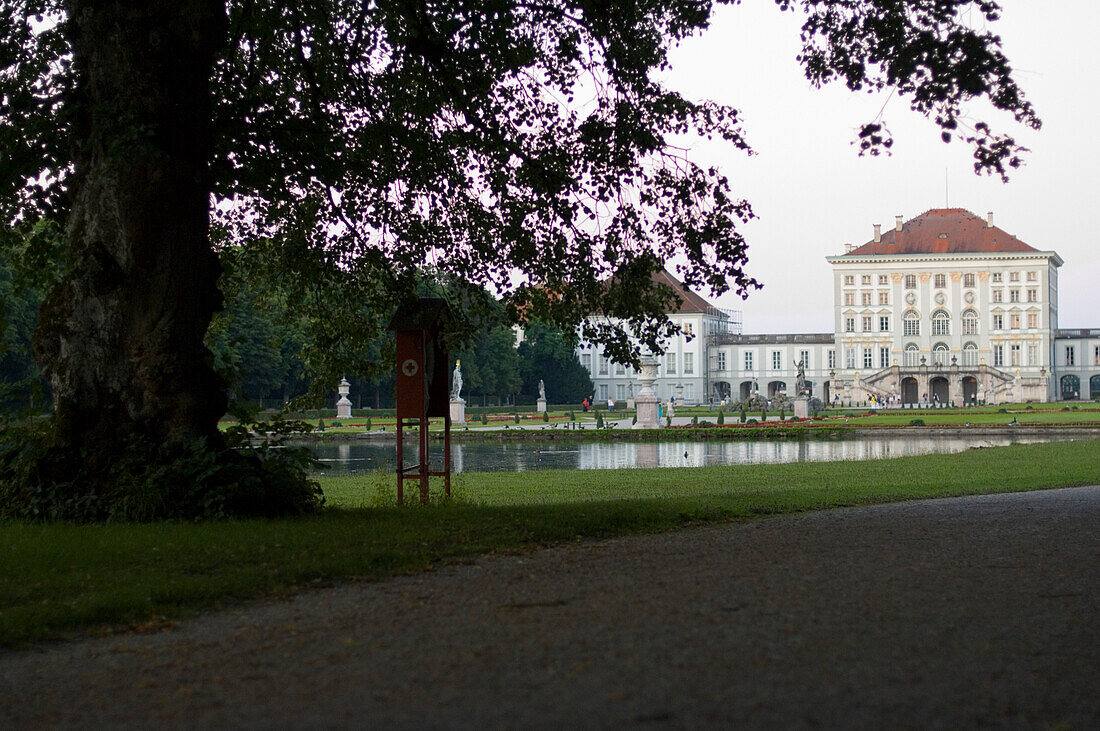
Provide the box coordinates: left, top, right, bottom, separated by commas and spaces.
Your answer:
538, 379, 546, 401
451, 360, 463, 400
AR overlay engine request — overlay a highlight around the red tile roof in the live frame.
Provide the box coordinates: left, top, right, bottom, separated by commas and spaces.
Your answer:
652, 269, 722, 314
845, 208, 1039, 256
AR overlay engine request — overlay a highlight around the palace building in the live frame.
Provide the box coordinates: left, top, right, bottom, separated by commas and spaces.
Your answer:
580, 208, 1100, 405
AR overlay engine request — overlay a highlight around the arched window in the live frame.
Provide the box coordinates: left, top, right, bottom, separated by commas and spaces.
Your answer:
904, 343, 921, 367
962, 309, 979, 335
932, 342, 950, 366
931, 310, 951, 336
903, 311, 920, 336
962, 342, 979, 366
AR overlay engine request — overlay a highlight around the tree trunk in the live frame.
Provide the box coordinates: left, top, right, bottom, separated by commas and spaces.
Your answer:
34, 1, 227, 458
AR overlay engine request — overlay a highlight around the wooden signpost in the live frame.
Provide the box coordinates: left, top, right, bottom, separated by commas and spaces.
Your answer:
387, 298, 452, 504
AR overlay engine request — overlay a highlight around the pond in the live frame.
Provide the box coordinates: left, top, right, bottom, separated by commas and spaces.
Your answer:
296, 434, 1070, 476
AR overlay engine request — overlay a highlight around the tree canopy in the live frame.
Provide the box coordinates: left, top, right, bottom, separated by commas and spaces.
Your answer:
0, 0, 1041, 519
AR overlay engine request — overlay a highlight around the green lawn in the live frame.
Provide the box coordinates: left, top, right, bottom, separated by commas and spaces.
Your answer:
2, 438, 1098, 647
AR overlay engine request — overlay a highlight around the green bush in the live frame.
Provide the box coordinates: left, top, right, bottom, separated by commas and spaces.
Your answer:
596, 411, 604, 428
909, 418, 925, 425
513, 413, 521, 424
717, 410, 724, 424
997, 408, 1008, 413
542, 410, 549, 422
365, 417, 372, 430
747, 418, 758, 424
480, 412, 488, 425
0, 421, 323, 522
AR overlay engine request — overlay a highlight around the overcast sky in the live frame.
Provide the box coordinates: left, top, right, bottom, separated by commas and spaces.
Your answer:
659, 0, 1098, 333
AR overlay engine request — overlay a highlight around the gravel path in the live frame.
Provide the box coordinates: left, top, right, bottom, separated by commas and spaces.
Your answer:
2, 486, 1098, 729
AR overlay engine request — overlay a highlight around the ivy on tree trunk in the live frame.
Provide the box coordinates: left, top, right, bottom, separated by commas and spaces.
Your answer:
35, 1, 227, 457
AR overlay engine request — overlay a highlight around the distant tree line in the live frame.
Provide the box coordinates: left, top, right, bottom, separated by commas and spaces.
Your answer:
1, 235, 592, 412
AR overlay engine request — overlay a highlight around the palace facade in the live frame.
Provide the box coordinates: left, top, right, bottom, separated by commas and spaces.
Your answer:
580, 209, 1100, 405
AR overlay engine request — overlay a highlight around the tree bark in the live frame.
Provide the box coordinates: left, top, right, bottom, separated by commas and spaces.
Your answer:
34, 1, 228, 457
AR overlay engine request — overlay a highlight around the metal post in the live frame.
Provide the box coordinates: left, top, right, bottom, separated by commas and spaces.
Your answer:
444, 414, 451, 498
396, 418, 404, 504
419, 416, 430, 504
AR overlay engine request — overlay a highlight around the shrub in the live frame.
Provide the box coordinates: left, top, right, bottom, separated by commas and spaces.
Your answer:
997, 408, 1008, 413
909, 418, 925, 425
747, 418, 758, 424
365, 417, 372, 430
317, 418, 325, 431
514, 413, 521, 424
542, 410, 549, 422
595, 411, 604, 428
692, 416, 698, 425
480, 412, 488, 425
717, 410, 725, 424
779, 408, 786, 421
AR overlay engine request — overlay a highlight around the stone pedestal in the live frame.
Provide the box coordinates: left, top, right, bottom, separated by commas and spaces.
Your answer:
536, 398, 547, 413
792, 395, 810, 419
626, 398, 635, 410
450, 397, 466, 426
336, 378, 353, 419
633, 355, 661, 429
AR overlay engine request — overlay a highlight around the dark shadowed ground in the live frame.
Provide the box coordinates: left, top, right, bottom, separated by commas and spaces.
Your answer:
2, 486, 1097, 728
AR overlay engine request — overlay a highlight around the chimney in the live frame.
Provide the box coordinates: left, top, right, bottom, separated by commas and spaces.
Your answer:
844, 243, 854, 253
987, 211, 994, 228
873, 224, 881, 243
895, 215, 903, 232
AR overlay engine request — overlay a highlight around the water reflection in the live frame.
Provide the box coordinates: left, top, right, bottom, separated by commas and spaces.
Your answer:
299, 434, 1062, 476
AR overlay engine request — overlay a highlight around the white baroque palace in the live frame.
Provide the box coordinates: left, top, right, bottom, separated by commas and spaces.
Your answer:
578, 209, 1100, 405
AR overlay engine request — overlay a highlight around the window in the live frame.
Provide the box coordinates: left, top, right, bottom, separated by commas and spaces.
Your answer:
1095, 345, 1100, 365
863, 347, 873, 369
992, 272, 1003, 283
716, 351, 726, 371
843, 274, 854, 285
772, 350, 782, 370
934, 273, 946, 289
1009, 271, 1020, 282
879, 347, 889, 368
879, 292, 889, 306
845, 317, 855, 333
827, 349, 836, 369
844, 292, 855, 306
861, 292, 872, 306
905, 274, 917, 289
1010, 344, 1021, 367
861, 274, 872, 285
992, 289, 1003, 303
615, 361, 626, 376
862, 315, 873, 332
1027, 289, 1037, 302
683, 352, 694, 374
581, 353, 592, 372
1028, 344, 1038, 365
845, 348, 856, 369
684, 383, 695, 401
992, 314, 1004, 330
1027, 271, 1037, 282
878, 274, 888, 285
1066, 346, 1076, 366
932, 343, 949, 366
800, 350, 809, 369
598, 355, 609, 375
665, 352, 676, 374
993, 345, 1004, 367
963, 273, 975, 288
1008, 313, 1019, 329
1009, 289, 1020, 303
963, 342, 978, 366
962, 310, 979, 335
879, 315, 890, 332
744, 351, 754, 371
903, 312, 920, 336
684, 323, 694, 337
598, 384, 608, 400
931, 310, 950, 336
616, 384, 626, 400
904, 344, 920, 367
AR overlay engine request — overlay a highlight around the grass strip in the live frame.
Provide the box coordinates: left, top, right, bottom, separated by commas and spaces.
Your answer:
2, 439, 1098, 648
